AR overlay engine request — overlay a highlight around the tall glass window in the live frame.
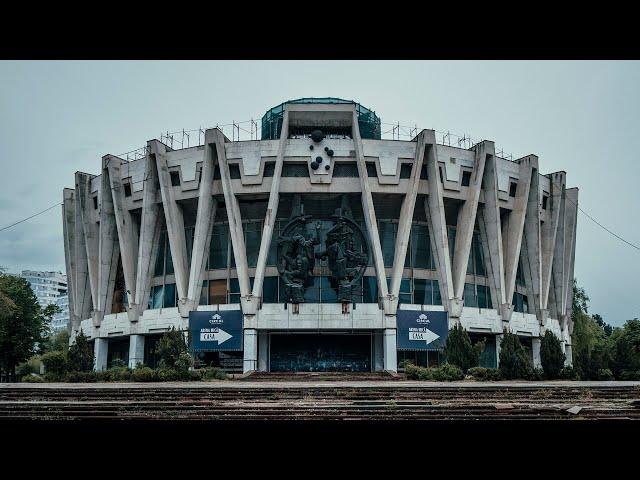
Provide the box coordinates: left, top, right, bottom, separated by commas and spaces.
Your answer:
378, 221, 396, 267
464, 283, 492, 309
209, 224, 229, 269
410, 223, 434, 269
512, 292, 529, 313
467, 232, 486, 276
244, 221, 262, 268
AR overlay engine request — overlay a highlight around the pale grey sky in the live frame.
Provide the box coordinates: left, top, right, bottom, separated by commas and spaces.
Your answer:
0, 61, 638, 325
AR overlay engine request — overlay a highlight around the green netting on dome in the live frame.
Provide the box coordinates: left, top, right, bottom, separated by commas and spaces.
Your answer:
261, 97, 381, 140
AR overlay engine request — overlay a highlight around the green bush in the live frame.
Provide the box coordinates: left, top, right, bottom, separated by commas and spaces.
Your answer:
468, 367, 502, 381
432, 363, 464, 381
131, 367, 158, 382
528, 367, 545, 381
64, 371, 98, 383
404, 363, 464, 381
559, 365, 579, 380
110, 358, 127, 369
67, 330, 94, 372
157, 328, 190, 370
201, 367, 228, 381
619, 370, 640, 381
21, 374, 44, 382
175, 352, 194, 372
40, 351, 67, 375
404, 363, 432, 380
540, 330, 565, 379
597, 368, 614, 381
188, 370, 202, 381
443, 324, 481, 373
43, 372, 64, 382
17, 360, 36, 377
499, 332, 533, 380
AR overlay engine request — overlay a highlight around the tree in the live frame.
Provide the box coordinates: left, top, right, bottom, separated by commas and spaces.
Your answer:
570, 280, 613, 379
443, 324, 481, 372
42, 329, 69, 354
0, 274, 54, 379
157, 327, 189, 370
611, 318, 640, 377
499, 331, 532, 379
540, 330, 565, 379
67, 330, 94, 372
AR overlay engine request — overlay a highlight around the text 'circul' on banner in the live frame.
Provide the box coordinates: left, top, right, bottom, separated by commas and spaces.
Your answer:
396, 309, 448, 351
189, 309, 243, 352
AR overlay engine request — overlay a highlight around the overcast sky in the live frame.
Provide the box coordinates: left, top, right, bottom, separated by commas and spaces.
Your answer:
0, 61, 638, 325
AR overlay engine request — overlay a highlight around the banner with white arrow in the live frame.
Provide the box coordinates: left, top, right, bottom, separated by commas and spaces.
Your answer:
189, 308, 243, 351
397, 310, 449, 351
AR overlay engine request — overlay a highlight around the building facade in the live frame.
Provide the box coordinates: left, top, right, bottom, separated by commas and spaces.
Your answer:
21, 270, 69, 333
62, 98, 578, 372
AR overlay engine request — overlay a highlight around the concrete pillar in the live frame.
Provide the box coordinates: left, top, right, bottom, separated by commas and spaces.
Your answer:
252, 112, 289, 301
62, 189, 79, 331
373, 331, 384, 372
186, 135, 218, 313
564, 344, 573, 366
383, 328, 397, 372
94, 338, 108, 372
73, 178, 93, 323
76, 172, 100, 321
351, 110, 389, 309
540, 172, 565, 311
503, 156, 535, 310
128, 335, 145, 369
451, 141, 490, 311
105, 155, 138, 321
135, 148, 161, 318
481, 153, 508, 322
388, 131, 429, 313
532, 337, 541, 368
98, 166, 120, 319
495, 334, 503, 367
257, 331, 269, 372
243, 328, 258, 373
153, 140, 190, 316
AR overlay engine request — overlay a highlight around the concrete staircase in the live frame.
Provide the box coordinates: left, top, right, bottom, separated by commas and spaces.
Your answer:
0, 383, 638, 421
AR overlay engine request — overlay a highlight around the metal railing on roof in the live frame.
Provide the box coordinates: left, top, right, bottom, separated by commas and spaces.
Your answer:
115, 119, 515, 162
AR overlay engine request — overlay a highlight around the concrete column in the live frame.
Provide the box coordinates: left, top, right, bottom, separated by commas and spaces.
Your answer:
62, 189, 79, 332
424, 145, 455, 316
481, 153, 509, 322
532, 337, 541, 368
73, 178, 93, 324
212, 129, 253, 313
257, 331, 269, 372
128, 335, 145, 369
383, 328, 397, 373
153, 140, 190, 316
76, 172, 100, 320
187, 135, 218, 312
373, 331, 384, 372
562, 188, 579, 325
243, 328, 258, 373
495, 334, 503, 367
451, 141, 490, 311
105, 155, 138, 322
98, 167, 120, 320
522, 166, 542, 323
135, 148, 161, 318
351, 109, 389, 309
252, 112, 289, 302
94, 338, 108, 372
564, 344, 573, 366
551, 179, 568, 323
540, 172, 565, 311
388, 131, 428, 313
503, 156, 535, 310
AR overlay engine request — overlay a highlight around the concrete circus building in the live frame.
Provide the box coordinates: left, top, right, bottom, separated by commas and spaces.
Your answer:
62, 98, 578, 373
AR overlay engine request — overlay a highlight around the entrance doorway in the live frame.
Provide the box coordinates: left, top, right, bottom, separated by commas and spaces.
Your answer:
269, 333, 372, 372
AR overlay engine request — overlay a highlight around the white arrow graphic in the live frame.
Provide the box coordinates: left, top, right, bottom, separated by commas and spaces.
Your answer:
200, 329, 232, 345
409, 328, 440, 345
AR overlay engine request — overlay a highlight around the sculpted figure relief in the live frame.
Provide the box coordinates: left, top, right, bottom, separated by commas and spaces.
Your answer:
277, 218, 320, 303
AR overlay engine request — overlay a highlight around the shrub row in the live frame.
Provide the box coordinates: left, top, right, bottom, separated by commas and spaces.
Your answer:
21, 366, 228, 383
404, 363, 465, 381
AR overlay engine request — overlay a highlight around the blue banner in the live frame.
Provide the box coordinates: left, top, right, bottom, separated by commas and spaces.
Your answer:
189, 309, 243, 352
397, 309, 449, 351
